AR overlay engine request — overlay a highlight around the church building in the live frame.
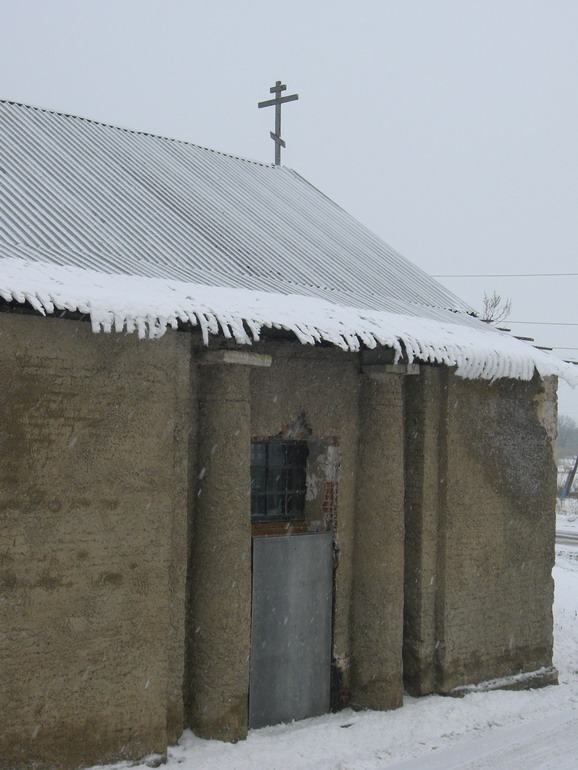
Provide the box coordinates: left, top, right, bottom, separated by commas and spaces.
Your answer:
0, 99, 573, 769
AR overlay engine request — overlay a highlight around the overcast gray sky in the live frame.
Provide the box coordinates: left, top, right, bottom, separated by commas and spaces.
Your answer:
2, 0, 577, 415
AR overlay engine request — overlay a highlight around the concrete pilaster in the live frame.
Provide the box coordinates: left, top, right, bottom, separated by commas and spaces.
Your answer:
402, 367, 446, 695
188, 363, 252, 741
350, 373, 405, 711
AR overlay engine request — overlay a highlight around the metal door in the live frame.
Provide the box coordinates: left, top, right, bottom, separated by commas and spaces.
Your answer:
249, 532, 333, 729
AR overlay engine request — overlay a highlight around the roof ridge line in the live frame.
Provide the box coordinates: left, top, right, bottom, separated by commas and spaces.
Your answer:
0, 98, 275, 168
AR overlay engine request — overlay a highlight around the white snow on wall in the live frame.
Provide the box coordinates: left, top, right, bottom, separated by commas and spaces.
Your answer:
1, 256, 576, 386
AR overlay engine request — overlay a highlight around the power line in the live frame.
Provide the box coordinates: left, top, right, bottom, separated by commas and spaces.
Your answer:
433, 272, 578, 278
506, 321, 578, 326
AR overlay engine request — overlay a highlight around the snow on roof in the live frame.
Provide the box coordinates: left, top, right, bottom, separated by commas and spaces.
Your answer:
1, 256, 576, 385
0, 100, 575, 385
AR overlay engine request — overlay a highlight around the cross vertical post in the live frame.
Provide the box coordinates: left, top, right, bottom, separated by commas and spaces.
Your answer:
258, 80, 299, 166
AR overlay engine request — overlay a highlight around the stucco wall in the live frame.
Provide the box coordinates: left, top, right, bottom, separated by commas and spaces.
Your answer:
350, 372, 405, 710
403, 366, 444, 695
1, 315, 559, 764
187, 361, 252, 741
0, 313, 192, 769
439, 372, 557, 690
404, 367, 557, 695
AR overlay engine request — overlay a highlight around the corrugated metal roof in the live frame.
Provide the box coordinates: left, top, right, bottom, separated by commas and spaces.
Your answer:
0, 99, 474, 325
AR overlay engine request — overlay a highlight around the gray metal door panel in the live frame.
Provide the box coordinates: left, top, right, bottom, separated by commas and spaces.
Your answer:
249, 532, 333, 729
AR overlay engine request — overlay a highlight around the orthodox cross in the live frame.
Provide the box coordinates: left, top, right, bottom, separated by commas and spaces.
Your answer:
258, 80, 299, 166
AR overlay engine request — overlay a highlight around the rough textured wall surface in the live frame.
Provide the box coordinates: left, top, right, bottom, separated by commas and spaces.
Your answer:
403, 367, 444, 696
404, 368, 557, 694
187, 361, 252, 742
439, 372, 557, 691
249, 343, 360, 697
350, 374, 405, 710
2, 311, 558, 763
0, 313, 192, 769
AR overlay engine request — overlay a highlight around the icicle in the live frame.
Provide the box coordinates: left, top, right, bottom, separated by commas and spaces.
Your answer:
136, 317, 147, 339
283, 323, 310, 345
1, 255, 577, 386
35, 292, 55, 314
113, 314, 125, 333
48, 292, 69, 311
302, 324, 323, 345
216, 315, 233, 339
400, 337, 419, 364
147, 315, 165, 339
246, 319, 262, 342
356, 330, 378, 349
229, 319, 252, 345
24, 293, 46, 315
341, 332, 360, 351
197, 314, 209, 345
205, 313, 220, 336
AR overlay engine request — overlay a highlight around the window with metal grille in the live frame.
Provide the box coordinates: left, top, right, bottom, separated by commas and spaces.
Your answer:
250, 441, 308, 522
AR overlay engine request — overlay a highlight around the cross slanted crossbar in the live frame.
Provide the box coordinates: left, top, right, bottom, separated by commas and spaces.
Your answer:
258, 80, 299, 166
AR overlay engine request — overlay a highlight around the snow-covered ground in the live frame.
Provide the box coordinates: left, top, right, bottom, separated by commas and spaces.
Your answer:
556, 492, 578, 542
92, 509, 578, 770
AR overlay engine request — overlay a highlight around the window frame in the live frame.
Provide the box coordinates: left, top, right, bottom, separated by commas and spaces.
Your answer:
250, 440, 308, 523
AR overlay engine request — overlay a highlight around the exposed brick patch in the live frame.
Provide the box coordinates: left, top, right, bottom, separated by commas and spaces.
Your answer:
322, 480, 338, 528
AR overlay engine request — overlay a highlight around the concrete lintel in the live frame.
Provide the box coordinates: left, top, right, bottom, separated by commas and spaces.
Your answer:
363, 363, 420, 377
197, 350, 272, 367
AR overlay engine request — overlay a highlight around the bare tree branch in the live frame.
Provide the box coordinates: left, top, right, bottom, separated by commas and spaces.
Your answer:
480, 291, 512, 324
